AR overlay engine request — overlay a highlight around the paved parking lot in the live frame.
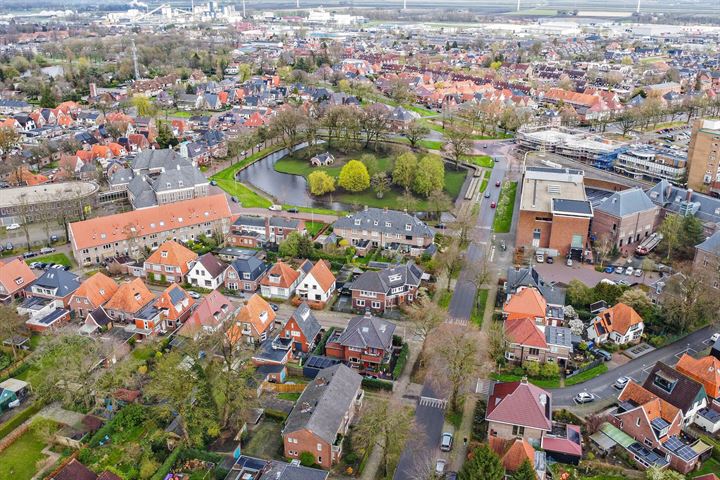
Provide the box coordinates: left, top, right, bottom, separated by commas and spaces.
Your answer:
534, 262, 662, 288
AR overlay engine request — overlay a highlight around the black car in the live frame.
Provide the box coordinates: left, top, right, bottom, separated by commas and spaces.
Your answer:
287, 208, 299, 213
270, 303, 279, 312
436, 223, 447, 230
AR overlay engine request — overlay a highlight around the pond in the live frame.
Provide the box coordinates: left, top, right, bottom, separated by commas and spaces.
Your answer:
235, 142, 349, 210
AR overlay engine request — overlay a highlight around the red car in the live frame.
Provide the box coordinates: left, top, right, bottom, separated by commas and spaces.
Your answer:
495, 180, 501, 187
490, 202, 496, 208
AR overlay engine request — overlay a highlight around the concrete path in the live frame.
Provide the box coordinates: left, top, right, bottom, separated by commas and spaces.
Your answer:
37, 403, 86, 429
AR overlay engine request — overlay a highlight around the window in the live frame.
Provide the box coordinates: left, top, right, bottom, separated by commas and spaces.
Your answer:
372, 301, 381, 309
528, 348, 540, 356
161, 251, 168, 258
317, 443, 322, 451
405, 224, 412, 231
512, 425, 525, 436
356, 299, 365, 307
636, 418, 641, 427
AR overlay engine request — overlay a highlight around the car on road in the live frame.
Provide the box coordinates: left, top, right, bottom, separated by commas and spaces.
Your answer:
625, 267, 634, 276
40, 247, 55, 254
210, 180, 217, 186
604, 266, 614, 273
29, 262, 40, 269
494, 157, 499, 162
436, 223, 446, 230
490, 201, 496, 208
5, 243, 13, 251
574, 392, 595, 404
711, 333, 720, 344
270, 303, 279, 312
188, 291, 202, 299
22, 251, 36, 259
230, 196, 239, 203
614, 376, 631, 390
495, 180, 501, 187
566, 258, 573, 267
484, 191, 490, 198
614, 266, 624, 274
287, 208, 299, 213
50, 235, 58, 243
435, 459, 447, 475
6, 223, 20, 231
440, 432, 454, 452
634, 269, 643, 277
269, 204, 282, 211
483, 144, 488, 149
618, 279, 630, 287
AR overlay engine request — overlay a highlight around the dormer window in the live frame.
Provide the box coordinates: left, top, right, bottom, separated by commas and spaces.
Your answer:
385, 222, 391, 228
161, 251, 168, 258
405, 224, 412, 231
134, 293, 141, 301
354, 219, 361, 226
14, 277, 24, 286
373, 220, 378, 226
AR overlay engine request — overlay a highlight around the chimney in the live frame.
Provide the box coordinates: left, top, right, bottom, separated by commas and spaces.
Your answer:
686, 188, 693, 202
89, 82, 97, 98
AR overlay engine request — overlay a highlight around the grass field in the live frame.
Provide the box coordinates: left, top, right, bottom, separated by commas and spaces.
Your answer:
694, 458, 720, 476
478, 172, 490, 193
276, 392, 301, 402
305, 221, 326, 238
438, 290, 453, 310
565, 363, 608, 386
490, 373, 560, 389
25, 252, 73, 267
283, 205, 344, 216
471, 289, 489, 328
418, 139, 445, 150
210, 146, 286, 208
464, 155, 494, 168
243, 419, 283, 460
0, 430, 47, 480
492, 181, 518, 233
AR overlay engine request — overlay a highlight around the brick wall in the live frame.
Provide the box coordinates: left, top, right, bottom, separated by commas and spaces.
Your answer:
548, 216, 590, 256
283, 428, 333, 469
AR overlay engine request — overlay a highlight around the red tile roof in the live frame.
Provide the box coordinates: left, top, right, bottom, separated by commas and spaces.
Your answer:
0, 258, 35, 297
504, 287, 547, 321
487, 380, 552, 431
145, 240, 198, 275
260, 261, 300, 289
504, 317, 547, 349
489, 437, 536, 472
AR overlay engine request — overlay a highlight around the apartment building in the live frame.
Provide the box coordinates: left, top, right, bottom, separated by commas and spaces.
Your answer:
687, 119, 720, 194
614, 146, 687, 185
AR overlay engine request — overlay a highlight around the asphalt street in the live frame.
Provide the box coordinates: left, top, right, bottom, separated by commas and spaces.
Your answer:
551, 325, 715, 406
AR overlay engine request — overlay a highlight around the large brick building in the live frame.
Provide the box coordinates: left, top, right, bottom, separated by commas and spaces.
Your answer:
687, 119, 720, 194
591, 188, 660, 250
516, 167, 593, 259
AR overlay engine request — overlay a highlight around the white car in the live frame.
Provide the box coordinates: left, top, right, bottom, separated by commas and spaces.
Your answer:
711, 333, 720, 344
536, 253, 544, 263
566, 258, 573, 267
5, 223, 20, 230
435, 459, 446, 475
268, 204, 282, 211
188, 291, 202, 299
574, 392, 595, 404
634, 269, 643, 277
625, 267, 634, 276
614, 376, 631, 390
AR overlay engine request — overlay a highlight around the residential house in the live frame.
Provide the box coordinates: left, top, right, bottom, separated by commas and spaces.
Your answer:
505, 266, 566, 308
224, 455, 329, 480
591, 188, 660, 250
488, 437, 547, 479
282, 364, 363, 469
228, 294, 276, 344
325, 312, 396, 375
153, 283, 195, 330
227, 215, 268, 248
0, 258, 35, 303
144, 240, 198, 284
349, 262, 422, 313
80, 307, 114, 334
224, 256, 269, 293
503, 286, 562, 326
187, 253, 226, 290
693, 231, 720, 283
486, 379, 552, 445
260, 261, 302, 300
641, 362, 707, 426
279, 302, 322, 355
586, 303, 644, 345
611, 381, 710, 473
69, 272, 119, 318
504, 318, 573, 368
68, 194, 231, 266
333, 207, 435, 256
268, 217, 306, 243
676, 354, 720, 399
49, 458, 122, 480
27, 269, 80, 308
177, 290, 234, 340
295, 260, 336, 305
310, 152, 334, 166
103, 278, 155, 322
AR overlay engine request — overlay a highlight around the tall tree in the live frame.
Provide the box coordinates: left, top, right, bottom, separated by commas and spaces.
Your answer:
658, 213, 683, 260
338, 160, 370, 192
437, 240, 463, 291
405, 120, 430, 148
0, 305, 28, 359
355, 399, 414, 478
392, 152, 418, 193
308, 171, 336, 196
429, 325, 479, 413
0, 126, 20, 158
360, 103, 391, 149
371, 172, 391, 199
413, 155, 445, 197
444, 126, 472, 171
459, 443, 504, 480
511, 459, 536, 480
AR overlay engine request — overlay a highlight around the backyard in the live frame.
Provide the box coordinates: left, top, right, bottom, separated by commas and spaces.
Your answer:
0, 429, 48, 480
242, 419, 283, 460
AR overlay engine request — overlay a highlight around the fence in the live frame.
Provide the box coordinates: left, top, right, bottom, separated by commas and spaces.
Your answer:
566, 358, 603, 379
262, 382, 306, 393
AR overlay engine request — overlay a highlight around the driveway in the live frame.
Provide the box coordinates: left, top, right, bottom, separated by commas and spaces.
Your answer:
551, 325, 715, 406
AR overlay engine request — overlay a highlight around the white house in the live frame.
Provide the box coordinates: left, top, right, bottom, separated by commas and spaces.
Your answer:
295, 260, 336, 304
259, 261, 303, 300
187, 253, 227, 290
586, 303, 644, 345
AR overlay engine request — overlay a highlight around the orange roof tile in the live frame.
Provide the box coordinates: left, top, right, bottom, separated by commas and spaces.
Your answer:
597, 303, 643, 335
504, 317, 547, 349
676, 354, 720, 399
619, 381, 681, 424
71, 272, 119, 309
307, 260, 335, 292
231, 293, 275, 340
154, 283, 194, 322
0, 258, 35, 296
260, 261, 300, 289
504, 287, 547, 321
69, 195, 231, 251
145, 240, 198, 275
104, 278, 154, 314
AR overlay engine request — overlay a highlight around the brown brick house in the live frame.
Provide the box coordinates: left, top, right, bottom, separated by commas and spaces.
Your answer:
591, 188, 660, 250
279, 302, 322, 355
325, 313, 396, 375
70, 272, 119, 318
349, 262, 422, 313
486, 379, 552, 445
143, 240, 198, 284
282, 364, 363, 469
503, 318, 572, 367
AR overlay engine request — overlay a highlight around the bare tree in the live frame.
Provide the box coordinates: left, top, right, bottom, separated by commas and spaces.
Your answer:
444, 126, 472, 171
406, 120, 430, 148
428, 325, 480, 412
437, 240, 463, 291
406, 297, 444, 341
594, 232, 614, 268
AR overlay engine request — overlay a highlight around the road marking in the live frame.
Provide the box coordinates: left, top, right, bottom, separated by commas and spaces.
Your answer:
489, 246, 496, 262
642, 365, 653, 375
675, 347, 696, 359
702, 339, 713, 346
419, 396, 448, 409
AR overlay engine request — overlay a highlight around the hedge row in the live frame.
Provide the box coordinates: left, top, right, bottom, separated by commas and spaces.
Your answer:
264, 408, 289, 421
362, 378, 393, 391
0, 402, 42, 440
392, 343, 409, 380
150, 446, 183, 480
313, 327, 336, 356
701, 435, 720, 463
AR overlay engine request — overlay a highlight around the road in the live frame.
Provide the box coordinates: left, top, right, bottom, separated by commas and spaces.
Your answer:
551, 325, 715, 406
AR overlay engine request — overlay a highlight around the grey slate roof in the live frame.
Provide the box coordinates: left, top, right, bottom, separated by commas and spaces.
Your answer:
33, 269, 80, 297
552, 198, 593, 215
334, 207, 434, 239
226, 456, 328, 480
696, 230, 720, 254
337, 313, 396, 350
289, 303, 322, 343
109, 167, 133, 186
283, 364, 362, 444
269, 217, 300, 229
646, 179, 720, 224
506, 266, 566, 306
641, 362, 706, 414
229, 256, 269, 280
350, 262, 422, 294
233, 215, 266, 228
595, 188, 657, 218
131, 149, 185, 171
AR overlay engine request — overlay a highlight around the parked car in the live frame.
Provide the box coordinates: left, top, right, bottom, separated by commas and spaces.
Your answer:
270, 303, 279, 312
188, 291, 202, 300
546, 256, 553, 264
287, 208, 299, 213
50, 235, 58, 243
566, 258, 573, 267
435, 459, 447, 475
436, 223, 447, 230
490, 202, 496, 208
22, 251, 36, 259
495, 180, 501, 187
210, 180, 217, 186
230, 196, 239, 203
618, 279, 630, 287
574, 392, 595, 404
484, 192, 490, 198
52, 264, 65, 269
634, 269, 643, 277
29, 262, 40, 269
5, 223, 20, 231
37, 262, 48, 269
595, 349, 613, 362
440, 432, 454, 452
711, 333, 720, 344
625, 267, 634, 276
5, 243, 13, 251
40, 247, 55, 254
536, 253, 544, 263
604, 266, 614, 273
614, 376, 631, 390
614, 266, 624, 274
269, 204, 282, 211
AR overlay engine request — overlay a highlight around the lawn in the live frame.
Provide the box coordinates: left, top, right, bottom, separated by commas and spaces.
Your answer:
0, 430, 47, 480
694, 458, 720, 476
25, 252, 73, 267
565, 363, 608, 386
471, 289, 489, 328
464, 155, 494, 169
492, 181, 518, 233
305, 221, 326, 238
438, 290, 452, 310
478, 173, 489, 193
243, 419, 283, 460
418, 139, 444, 150
283, 205, 344, 216
490, 373, 560, 389
421, 119, 514, 140
276, 392, 301, 402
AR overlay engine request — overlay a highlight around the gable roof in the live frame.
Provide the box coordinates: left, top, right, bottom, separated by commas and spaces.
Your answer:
305, 260, 335, 292
193, 253, 226, 278
71, 272, 118, 308
676, 354, 720, 399
260, 261, 300, 289
486, 380, 552, 431
488, 437, 536, 473
334, 207, 434, 239
594, 187, 657, 218
229, 255, 268, 278
145, 240, 198, 274
504, 287, 547, 321
288, 303, 322, 342
154, 283, 194, 321
104, 278, 154, 314
283, 364, 362, 444
593, 303, 643, 336
51, 459, 98, 480
178, 290, 233, 338
504, 317, 547, 349
641, 362, 706, 414
33, 269, 80, 297
350, 262, 422, 294
336, 313, 396, 350
505, 266, 565, 306
0, 258, 35, 296
232, 294, 275, 338
618, 381, 682, 427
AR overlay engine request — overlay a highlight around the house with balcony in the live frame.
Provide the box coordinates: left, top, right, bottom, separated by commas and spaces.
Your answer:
349, 262, 422, 313
227, 294, 276, 344
586, 302, 644, 345
224, 256, 269, 293
295, 260, 336, 306
282, 364, 363, 469
143, 240, 198, 285
279, 303, 322, 355
260, 261, 303, 300
325, 313, 396, 375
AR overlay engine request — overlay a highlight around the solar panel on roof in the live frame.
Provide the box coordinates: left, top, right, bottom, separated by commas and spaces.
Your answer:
569, 428, 581, 445
677, 445, 697, 461
651, 418, 670, 430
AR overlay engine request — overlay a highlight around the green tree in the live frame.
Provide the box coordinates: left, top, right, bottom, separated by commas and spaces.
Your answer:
131, 94, 157, 117
405, 120, 430, 148
679, 214, 704, 259
444, 126, 472, 170
658, 213, 683, 261
360, 153, 380, 177
279, 231, 302, 257
371, 172, 391, 199
566, 279, 592, 308
39, 85, 57, 108
155, 121, 178, 148
0, 305, 26, 359
523, 360, 541, 378
308, 171, 335, 196
299, 452, 316, 467
413, 154, 445, 197
540, 361, 559, 379
459, 443, 504, 480
392, 152, 418, 193
338, 159, 370, 192
511, 459, 536, 480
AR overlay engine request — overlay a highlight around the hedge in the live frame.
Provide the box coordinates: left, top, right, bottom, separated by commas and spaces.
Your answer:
701, 435, 720, 463
150, 446, 183, 480
362, 378, 393, 391
264, 409, 289, 421
392, 343, 409, 380
0, 361, 32, 385
0, 402, 42, 440
313, 327, 336, 355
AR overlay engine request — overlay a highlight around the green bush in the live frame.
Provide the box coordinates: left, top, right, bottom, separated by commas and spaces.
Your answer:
362, 378, 393, 391
264, 409, 289, 421
0, 402, 42, 440
299, 451, 317, 467
471, 399, 488, 441
150, 447, 182, 480
313, 327, 336, 355
392, 343, 409, 380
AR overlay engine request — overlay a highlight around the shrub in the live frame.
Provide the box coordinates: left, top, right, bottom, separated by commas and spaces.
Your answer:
149, 447, 182, 480
264, 409, 289, 421
471, 399, 488, 441
313, 327, 335, 355
392, 343, 410, 380
299, 451, 316, 467
361, 378, 393, 391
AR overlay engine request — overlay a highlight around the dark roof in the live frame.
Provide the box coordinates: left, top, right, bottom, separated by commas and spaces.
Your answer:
230, 256, 269, 279
233, 215, 266, 228
88, 307, 112, 327
195, 253, 227, 278
641, 362, 706, 414
52, 459, 98, 480
594, 188, 657, 218
289, 303, 322, 343
505, 266, 565, 306
350, 262, 422, 294
551, 198, 593, 216
226, 456, 328, 480
34, 269, 80, 297
336, 313, 396, 351
283, 364, 362, 444
334, 207, 434, 239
